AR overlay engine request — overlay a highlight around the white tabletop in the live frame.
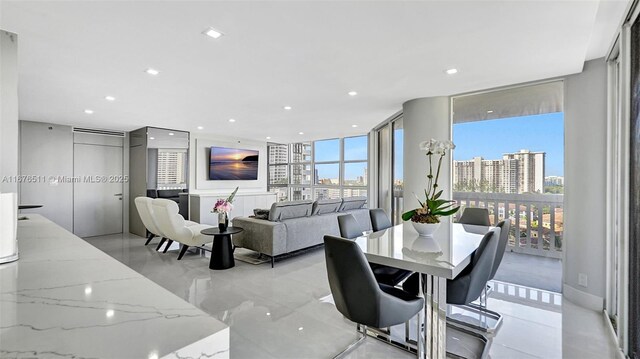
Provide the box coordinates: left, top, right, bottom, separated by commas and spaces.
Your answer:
1, 215, 229, 359
355, 221, 491, 279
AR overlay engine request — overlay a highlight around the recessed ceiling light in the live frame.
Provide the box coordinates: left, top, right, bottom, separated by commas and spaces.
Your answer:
298, 132, 304, 135
168, 132, 174, 136
105, 96, 116, 101
228, 119, 236, 123
487, 110, 494, 113
197, 126, 204, 130
348, 91, 358, 96
202, 27, 224, 39
351, 124, 358, 128
84, 286, 92, 295
266, 136, 271, 140
106, 309, 115, 318
84, 109, 94, 114
445, 68, 458, 75
266, 312, 271, 316
298, 327, 304, 331
149, 137, 155, 140
284, 106, 292, 110
145, 68, 160, 76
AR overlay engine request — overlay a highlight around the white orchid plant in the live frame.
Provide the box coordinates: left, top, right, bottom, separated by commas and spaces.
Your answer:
402, 139, 460, 224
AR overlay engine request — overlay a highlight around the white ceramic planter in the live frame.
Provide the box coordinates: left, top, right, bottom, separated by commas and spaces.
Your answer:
411, 221, 441, 237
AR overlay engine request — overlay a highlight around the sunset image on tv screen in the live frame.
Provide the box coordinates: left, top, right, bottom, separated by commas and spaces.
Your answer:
209, 147, 259, 180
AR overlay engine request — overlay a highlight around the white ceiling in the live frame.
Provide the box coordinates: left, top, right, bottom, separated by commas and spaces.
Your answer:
0, 1, 629, 143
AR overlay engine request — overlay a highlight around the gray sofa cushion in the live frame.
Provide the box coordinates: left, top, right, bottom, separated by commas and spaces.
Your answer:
312, 198, 342, 215
269, 200, 314, 221
339, 196, 367, 211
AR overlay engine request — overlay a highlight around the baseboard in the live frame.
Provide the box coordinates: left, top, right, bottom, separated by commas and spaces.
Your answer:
563, 284, 604, 311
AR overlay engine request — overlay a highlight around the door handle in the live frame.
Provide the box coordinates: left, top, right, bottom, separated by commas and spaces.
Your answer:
114, 193, 123, 196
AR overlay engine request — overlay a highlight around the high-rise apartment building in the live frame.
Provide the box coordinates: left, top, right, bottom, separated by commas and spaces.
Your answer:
454, 149, 545, 193
156, 150, 186, 187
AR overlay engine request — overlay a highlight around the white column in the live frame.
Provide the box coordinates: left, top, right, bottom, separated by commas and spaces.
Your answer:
402, 97, 451, 359
0, 30, 19, 194
402, 97, 452, 210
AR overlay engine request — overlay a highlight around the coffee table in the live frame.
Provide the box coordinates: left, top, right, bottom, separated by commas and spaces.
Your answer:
200, 227, 243, 270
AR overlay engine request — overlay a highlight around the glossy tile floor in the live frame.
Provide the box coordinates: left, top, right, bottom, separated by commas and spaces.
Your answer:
85, 233, 619, 359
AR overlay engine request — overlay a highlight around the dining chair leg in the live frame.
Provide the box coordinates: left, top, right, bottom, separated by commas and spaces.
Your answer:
177, 244, 189, 260
162, 240, 174, 253
144, 233, 155, 246
155, 238, 166, 251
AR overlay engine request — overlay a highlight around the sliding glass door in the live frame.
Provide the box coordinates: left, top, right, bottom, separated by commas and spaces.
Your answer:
375, 115, 403, 224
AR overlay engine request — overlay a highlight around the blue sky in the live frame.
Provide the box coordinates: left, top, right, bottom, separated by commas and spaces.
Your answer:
453, 112, 564, 176
315, 136, 368, 179
394, 112, 564, 179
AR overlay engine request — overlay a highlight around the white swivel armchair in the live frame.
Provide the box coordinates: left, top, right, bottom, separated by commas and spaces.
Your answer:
134, 197, 165, 247
152, 198, 213, 260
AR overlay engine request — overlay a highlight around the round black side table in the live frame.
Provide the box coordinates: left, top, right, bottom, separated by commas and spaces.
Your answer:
200, 227, 243, 270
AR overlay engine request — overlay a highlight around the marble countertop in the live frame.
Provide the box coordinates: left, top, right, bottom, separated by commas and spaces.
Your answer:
0, 215, 229, 359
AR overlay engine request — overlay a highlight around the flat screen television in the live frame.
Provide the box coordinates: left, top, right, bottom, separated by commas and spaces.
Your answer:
209, 146, 259, 180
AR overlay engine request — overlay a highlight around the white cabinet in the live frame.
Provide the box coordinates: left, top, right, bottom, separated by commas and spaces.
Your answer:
190, 192, 276, 226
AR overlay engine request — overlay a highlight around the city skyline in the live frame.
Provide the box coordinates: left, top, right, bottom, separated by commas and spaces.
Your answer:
454, 112, 564, 176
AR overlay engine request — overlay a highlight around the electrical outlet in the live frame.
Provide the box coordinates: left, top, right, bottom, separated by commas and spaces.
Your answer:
578, 273, 588, 287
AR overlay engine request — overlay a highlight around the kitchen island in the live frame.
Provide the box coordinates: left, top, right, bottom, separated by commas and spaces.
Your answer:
0, 214, 229, 359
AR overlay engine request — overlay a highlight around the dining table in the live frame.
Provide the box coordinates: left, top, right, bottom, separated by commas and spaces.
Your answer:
354, 221, 492, 359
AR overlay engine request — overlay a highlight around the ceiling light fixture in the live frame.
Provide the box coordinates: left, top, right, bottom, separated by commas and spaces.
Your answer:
84, 109, 94, 114
487, 110, 494, 113
284, 106, 292, 110
149, 137, 155, 140
351, 124, 358, 128
105, 96, 116, 101
84, 287, 92, 295
348, 91, 358, 96
145, 68, 160, 76
298, 132, 304, 135
266, 136, 271, 140
445, 68, 458, 75
168, 132, 174, 136
197, 126, 204, 130
228, 119, 236, 123
106, 310, 115, 318
202, 27, 224, 39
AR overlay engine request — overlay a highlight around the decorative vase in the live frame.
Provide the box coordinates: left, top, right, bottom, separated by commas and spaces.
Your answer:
411, 221, 441, 237
218, 212, 228, 232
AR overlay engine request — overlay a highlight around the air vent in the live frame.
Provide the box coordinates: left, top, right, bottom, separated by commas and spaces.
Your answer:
73, 127, 125, 137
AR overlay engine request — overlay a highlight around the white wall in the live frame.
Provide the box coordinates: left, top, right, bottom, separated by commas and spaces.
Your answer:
1, 31, 19, 194
189, 133, 267, 194
563, 58, 608, 310
19, 121, 74, 231
402, 97, 452, 215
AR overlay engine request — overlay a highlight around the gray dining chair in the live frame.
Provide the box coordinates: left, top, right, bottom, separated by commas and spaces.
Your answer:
368, 209, 414, 286
458, 207, 491, 227
370, 208, 393, 231
490, 219, 510, 281
401, 228, 500, 304
324, 234, 424, 357
337, 214, 363, 239
338, 213, 412, 286
447, 228, 500, 305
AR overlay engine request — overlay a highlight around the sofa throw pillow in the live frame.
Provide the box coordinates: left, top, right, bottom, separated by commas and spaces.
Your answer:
312, 198, 342, 215
339, 196, 367, 211
253, 208, 270, 220
269, 200, 315, 221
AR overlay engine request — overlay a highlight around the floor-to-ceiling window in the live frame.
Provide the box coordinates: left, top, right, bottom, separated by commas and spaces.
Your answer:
374, 114, 403, 224
452, 81, 564, 294
267, 135, 368, 201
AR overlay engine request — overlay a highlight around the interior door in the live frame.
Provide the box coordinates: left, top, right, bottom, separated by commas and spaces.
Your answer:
73, 143, 123, 237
